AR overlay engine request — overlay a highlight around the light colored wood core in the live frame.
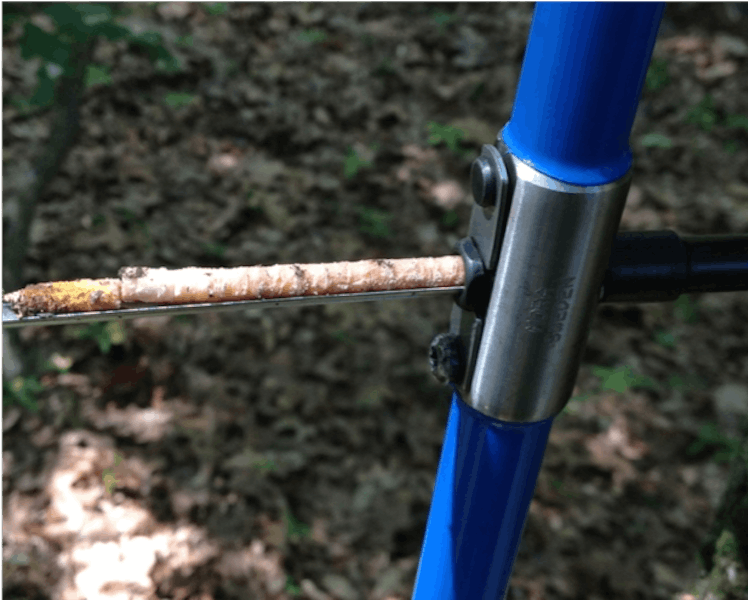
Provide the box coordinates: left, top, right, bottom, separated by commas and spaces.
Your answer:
4, 256, 465, 316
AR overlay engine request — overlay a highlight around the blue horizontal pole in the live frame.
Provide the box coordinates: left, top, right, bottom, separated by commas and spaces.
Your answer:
502, 2, 665, 186
412, 393, 553, 600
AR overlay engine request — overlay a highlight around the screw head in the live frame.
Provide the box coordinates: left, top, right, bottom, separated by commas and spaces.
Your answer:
471, 156, 496, 207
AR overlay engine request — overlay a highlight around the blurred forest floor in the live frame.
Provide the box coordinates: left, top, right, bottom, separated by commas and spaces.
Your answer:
3, 3, 748, 599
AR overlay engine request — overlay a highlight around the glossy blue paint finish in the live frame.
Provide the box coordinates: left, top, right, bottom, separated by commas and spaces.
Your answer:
502, 2, 665, 186
413, 393, 553, 600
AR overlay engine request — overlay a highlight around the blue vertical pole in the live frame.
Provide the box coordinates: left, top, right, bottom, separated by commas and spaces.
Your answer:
502, 2, 666, 186
413, 393, 552, 599
414, 3, 664, 598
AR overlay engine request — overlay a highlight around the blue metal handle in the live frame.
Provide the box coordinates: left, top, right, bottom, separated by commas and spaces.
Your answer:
502, 2, 665, 186
413, 393, 552, 600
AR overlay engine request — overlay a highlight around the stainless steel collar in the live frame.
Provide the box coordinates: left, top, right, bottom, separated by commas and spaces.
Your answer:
464, 140, 630, 422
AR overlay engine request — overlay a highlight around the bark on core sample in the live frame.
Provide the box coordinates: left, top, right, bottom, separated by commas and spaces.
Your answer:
4, 256, 465, 316
4, 279, 122, 317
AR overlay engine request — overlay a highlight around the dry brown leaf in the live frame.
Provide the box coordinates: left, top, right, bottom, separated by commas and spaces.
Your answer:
156, 2, 192, 20
662, 35, 709, 54
207, 152, 240, 177
585, 433, 639, 493
428, 180, 467, 210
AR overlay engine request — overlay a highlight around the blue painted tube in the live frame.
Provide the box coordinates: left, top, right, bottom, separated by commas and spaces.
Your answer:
413, 393, 553, 600
502, 2, 665, 186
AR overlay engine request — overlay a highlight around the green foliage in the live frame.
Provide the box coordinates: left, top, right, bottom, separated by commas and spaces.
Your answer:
564, 364, 660, 414
2, 351, 81, 412
28, 65, 58, 108
201, 241, 227, 259
667, 374, 689, 391
343, 147, 373, 179
203, 3, 228, 16
358, 207, 393, 239
682, 97, 748, 156
74, 321, 126, 354
253, 457, 277, 472
722, 115, 748, 155
645, 57, 670, 92
722, 114, 747, 155
163, 92, 196, 109
21, 23, 70, 64
116, 206, 139, 223
687, 422, 742, 463
85, 64, 111, 87
687, 95, 718, 132
564, 369, 711, 414
297, 28, 327, 44
432, 10, 458, 32
724, 114, 748, 133
666, 372, 708, 392
102, 452, 123, 494
286, 510, 311, 541
700, 529, 748, 599
176, 34, 194, 47
685, 98, 748, 145
591, 365, 659, 394
332, 329, 355, 345
441, 210, 460, 229
723, 140, 740, 155
427, 121, 466, 154
9, 3, 179, 110
3, 376, 44, 412
653, 328, 676, 348
129, 31, 180, 72
715, 528, 739, 558
640, 132, 674, 149
285, 576, 302, 596
674, 294, 699, 324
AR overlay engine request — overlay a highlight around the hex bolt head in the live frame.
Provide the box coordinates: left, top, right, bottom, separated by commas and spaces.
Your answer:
429, 333, 465, 385
471, 156, 496, 208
